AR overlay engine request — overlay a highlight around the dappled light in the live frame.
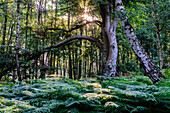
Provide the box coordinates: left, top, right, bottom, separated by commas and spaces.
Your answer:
0, 0, 169, 112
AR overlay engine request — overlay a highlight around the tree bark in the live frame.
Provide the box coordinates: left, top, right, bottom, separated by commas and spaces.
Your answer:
116, 0, 166, 83
152, 0, 163, 70
2, 2, 8, 49
16, 0, 21, 82
78, 40, 82, 79
68, 45, 72, 79
24, 1, 30, 79
100, 2, 118, 77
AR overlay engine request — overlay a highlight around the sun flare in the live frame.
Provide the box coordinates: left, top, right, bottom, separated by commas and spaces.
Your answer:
82, 7, 95, 21
83, 13, 94, 21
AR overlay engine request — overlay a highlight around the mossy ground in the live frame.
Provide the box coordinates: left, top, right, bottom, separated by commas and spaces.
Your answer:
0, 75, 169, 113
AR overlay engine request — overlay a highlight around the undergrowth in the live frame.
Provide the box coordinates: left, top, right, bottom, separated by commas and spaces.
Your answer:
0, 75, 169, 113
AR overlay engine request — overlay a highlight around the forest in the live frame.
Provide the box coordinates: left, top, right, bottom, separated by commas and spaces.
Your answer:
0, 0, 169, 112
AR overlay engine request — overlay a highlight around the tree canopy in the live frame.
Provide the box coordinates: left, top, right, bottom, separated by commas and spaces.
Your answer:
0, 0, 169, 81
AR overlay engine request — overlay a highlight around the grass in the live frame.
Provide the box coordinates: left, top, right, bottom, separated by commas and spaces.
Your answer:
0, 75, 169, 113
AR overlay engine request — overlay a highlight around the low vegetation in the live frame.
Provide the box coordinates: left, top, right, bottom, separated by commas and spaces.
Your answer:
0, 74, 169, 113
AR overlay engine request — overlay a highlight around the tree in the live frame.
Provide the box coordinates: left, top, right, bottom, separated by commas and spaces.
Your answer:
152, 0, 163, 69
100, 0, 119, 77
2, 1, 8, 50
0, 0, 167, 83
16, 0, 21, 82
115, 0, 165, 83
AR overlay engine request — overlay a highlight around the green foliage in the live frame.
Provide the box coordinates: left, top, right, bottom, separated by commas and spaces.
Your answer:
0, 75, 169, 112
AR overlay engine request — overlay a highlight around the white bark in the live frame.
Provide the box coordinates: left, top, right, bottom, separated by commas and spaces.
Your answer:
103, 4, 118, 77
116, 0, 166, 83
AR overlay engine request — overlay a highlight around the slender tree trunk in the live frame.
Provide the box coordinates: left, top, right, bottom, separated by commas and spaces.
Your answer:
7, 23, 14, 46
53, 0, 58, 74
60, 51, 63, 76
16, 0, 21, 82
152, 0, 163, 70
2, 3, 8, 49
63, 49, 66, 77
55, 0, 58, 26
50, 23, 54, 74
99, 49, 102, 75
68, 45, 72, 79
78, 40, 82, 79
84, 41, 87, 78
56, 56, 59, 75
38, 0, 42, 26
24, 2, 30, 79
25, 2, 29, 48
88, 43, 94, 77
116, 0, 166, 83
73, 47, 76, 79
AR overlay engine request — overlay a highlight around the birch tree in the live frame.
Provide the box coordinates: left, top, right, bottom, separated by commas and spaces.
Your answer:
115, 0, 166, 83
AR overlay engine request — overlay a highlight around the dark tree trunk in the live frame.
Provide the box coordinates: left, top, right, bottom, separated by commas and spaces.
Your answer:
68, 45, 72, 79
16, 0, 21, 82
78, 40, 82, 79
2, 3, 8, 49
152, 0, 163, 70
84, 41, 87, 78
24, 1, 30, 79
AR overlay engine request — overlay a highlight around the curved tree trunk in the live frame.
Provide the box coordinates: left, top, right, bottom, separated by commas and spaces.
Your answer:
100, 2, 118, 77
116, 0, 166, 83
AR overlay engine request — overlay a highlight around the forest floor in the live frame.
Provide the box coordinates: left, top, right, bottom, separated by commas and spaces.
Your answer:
0, 74, 169, 113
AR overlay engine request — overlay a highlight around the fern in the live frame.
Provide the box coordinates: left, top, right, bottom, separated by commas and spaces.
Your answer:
0, 76, 169, 113
130, 106, 150, 113
33, 107, 51, 113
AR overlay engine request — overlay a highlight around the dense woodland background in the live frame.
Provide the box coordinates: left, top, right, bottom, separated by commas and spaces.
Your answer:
0, 0, 169, 81
0, 0, 169, 112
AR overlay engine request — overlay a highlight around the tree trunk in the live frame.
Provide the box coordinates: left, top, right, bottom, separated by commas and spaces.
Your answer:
55, 0, 58, 26
2, 2, 8, 49
56, 56, 59, 75
16, 0, 21, 82
100, 3, 118, 77
63, 49, 66, 78
38, 0, 42, 26
84, 41, 87, 78
152, 0, 163, 70
7, 23, 14, 46
88, 43, 94, 77
78, 40, 82, 79
116, 0, 166, 83
73, 46, 76, 79
24, 1, 30, 79
68, 45, 72, 79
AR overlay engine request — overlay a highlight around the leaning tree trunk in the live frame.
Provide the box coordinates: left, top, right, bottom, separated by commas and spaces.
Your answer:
100, 3, 118, 77
115, 0, 166, 83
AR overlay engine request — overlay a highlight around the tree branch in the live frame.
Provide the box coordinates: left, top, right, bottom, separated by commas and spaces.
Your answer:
47, 35, 103, 49
0, 35, 103, 79
27, 35, 103, 60
46, 20, 101, 32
